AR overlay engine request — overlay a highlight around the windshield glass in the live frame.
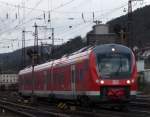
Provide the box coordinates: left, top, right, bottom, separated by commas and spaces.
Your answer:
97, 53, 131, 78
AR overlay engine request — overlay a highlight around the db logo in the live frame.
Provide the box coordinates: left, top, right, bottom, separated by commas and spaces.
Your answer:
112, 80, 119, 85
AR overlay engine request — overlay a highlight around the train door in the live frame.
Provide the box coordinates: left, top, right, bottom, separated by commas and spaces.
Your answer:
71, 65, 76, 99
43, 70, 48, 91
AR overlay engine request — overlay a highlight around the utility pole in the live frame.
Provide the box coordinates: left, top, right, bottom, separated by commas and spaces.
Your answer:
51, 27, 54, 59
21, 0, 26, 68
44, 27, 55, 59
33, 22, 39, 64
33, 23, 47, 64
22, 30, 32, 68
45, 27, 54, 46
31, 22, 38, 103
40, 42, 43, 62
50, 27, 56, 59
128, 0, 143, 49
22, 30, 25, 68
128, 0, 133, 49
51, 28, 54, 46
47, 10, 55, 59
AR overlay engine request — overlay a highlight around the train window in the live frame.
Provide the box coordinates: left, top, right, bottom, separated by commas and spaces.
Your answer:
53, 72, 59, 85
47, 71, 51, 86
97, 53, 131, 78
60, 72, 64, 84
79, 69, 83, 80
43, 71, 48, 82
83, 60, 88, 70
54, 71, 64, 86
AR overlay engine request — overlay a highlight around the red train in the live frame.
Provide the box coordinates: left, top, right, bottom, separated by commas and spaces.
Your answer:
18, 44, 137, 104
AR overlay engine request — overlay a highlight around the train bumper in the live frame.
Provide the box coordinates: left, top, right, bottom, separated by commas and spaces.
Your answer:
92, 86, 137, 103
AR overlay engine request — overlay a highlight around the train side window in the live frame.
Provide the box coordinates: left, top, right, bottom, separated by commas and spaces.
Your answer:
47, 70, 51, 84
28, 74, 31, 85
43, 71, 48, 82
53, 72, 56, 84
61, 72, 65, 84
79, 69, 83, 80
83, 60, 88, 70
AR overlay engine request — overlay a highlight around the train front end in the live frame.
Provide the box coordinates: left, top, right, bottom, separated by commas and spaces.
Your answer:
90, 44, 137, 102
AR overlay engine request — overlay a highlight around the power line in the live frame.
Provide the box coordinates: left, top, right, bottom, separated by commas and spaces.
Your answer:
0, 1, 128, 38
0, 1, 45, 12
0, 0, 97, 35
0, 0, 77, 36
0, 0, 76, 13
56, 2, 129, 38
25, 0, 44, 17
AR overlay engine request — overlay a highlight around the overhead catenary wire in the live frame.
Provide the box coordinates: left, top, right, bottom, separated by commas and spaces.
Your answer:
0, 0, 77, 36
23, 0, 44, 19
0, 1, 128, 36
0, 0, 147, 53
0, 0, 97, 35
56, 2, 129, 39
0, 0, 127, 44
0, 0, 76, 13
59, 0, 144, 40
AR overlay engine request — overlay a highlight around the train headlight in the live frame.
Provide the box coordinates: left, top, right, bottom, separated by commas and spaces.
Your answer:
112, 48, 115, 52
100, 80, 104, 84
126, 80, 131, 84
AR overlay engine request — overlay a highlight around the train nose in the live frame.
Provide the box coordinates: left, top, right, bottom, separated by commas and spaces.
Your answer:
107, 89, 125, 100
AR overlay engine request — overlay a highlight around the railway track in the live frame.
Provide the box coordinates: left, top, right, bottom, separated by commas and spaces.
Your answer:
0, 92, 150, 117
129, 95, 150, 110
0, 99, 70, 117
27, 99, 150, 117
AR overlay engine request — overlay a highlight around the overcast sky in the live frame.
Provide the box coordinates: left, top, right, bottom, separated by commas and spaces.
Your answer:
0, 0, 149, 53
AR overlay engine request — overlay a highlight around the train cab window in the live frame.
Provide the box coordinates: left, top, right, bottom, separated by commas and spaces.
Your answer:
97, 53, 131, 78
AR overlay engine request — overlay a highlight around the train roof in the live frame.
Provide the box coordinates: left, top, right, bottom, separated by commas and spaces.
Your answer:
93, 44, 132, 54
19, 46, 92, 75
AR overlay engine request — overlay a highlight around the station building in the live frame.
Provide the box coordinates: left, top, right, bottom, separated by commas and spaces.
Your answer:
0, 74, 18, 91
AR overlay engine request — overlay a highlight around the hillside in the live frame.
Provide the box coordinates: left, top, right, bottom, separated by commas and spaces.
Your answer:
108, 5, 150, 48
0, 45, 52, 73
0, 36, 85, 73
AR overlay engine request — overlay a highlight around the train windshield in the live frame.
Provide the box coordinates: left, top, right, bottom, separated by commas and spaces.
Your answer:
97, 53, 131, 78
